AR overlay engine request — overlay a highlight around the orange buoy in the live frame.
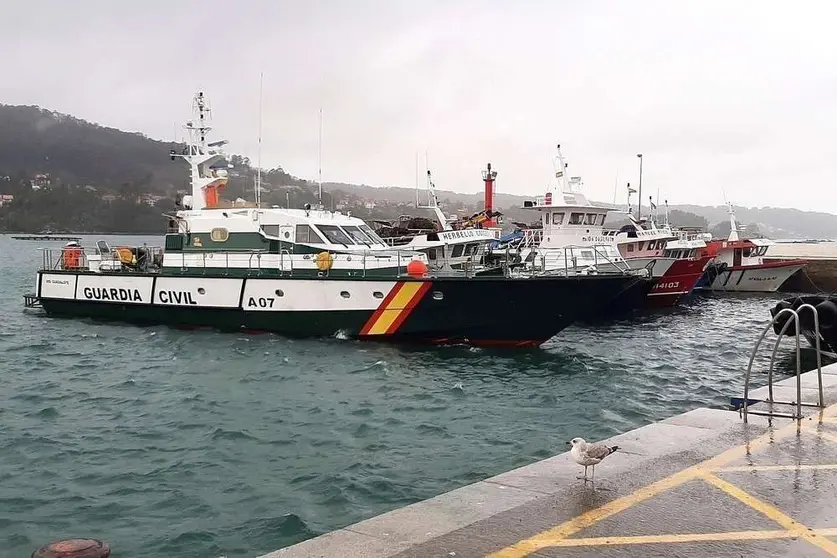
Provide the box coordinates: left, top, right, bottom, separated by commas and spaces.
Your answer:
406, 259, 428, 277
31, 539, 110, 558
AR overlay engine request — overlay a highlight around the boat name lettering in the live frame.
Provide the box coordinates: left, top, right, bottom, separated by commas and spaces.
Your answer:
654, 281, 680, 290
749, 276, 777, 282
45, 278, 71, 285
581, 236, 609, 243
247, 296, 275, 308
82, 286, 142, 302
158, 290, 198, 305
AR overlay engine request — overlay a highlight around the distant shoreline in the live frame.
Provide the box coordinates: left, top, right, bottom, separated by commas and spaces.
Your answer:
2, 231, 163, 236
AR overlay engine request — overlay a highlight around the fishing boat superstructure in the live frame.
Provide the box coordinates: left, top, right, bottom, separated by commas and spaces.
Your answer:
25, 92, 647, 347
372, 167, 501, 273
604, 197, 714, 307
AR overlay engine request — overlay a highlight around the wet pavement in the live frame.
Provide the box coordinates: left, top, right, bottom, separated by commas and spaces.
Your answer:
265, 364, 837, 558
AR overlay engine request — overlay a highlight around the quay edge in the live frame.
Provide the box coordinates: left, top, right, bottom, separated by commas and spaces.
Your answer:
264, 363, 837, 558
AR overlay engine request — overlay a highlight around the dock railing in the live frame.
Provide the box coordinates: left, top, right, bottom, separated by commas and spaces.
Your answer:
741, 304, 825, 422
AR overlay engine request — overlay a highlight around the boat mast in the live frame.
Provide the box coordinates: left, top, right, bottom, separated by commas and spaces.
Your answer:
170, 91, 228, 210
421, 167, 449, 229
554, 144, 570, 192
727, 201, 740, 242
636, 153, 643, 221
317, 108, 323, 210
257, 72, 263, 208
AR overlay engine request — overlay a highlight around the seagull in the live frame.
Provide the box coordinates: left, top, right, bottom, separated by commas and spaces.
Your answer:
568, 437, 619, 482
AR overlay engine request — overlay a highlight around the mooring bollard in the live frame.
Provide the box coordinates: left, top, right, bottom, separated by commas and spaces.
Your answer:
31, 539, 110, 558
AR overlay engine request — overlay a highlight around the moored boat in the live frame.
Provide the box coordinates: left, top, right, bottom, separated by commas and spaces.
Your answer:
505, 145, 659, 315
694, 203, 807, 293
23, 92, 645, 348
604, 201, 714, 307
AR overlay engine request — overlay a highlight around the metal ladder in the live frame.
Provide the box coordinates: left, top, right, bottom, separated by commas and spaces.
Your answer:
740, 304, 825, 422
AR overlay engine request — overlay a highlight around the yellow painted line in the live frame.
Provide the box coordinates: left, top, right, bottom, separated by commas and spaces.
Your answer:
546, 528, 837, 548
702, 472, 837, 556
487, 402, 837, 558
486, 429, 780, 558
365, 282, 423, 335
547, 529, 793, 547
714, 464, 837, 472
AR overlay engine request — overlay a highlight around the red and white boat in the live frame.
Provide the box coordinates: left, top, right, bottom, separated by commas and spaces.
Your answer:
605, 210, 715, 307
695, 203, 807, 293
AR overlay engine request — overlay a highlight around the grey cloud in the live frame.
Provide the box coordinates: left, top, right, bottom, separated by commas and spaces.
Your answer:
1, 0, 836, 211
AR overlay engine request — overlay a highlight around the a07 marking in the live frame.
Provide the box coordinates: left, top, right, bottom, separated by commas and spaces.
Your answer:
247, 296, 275, 308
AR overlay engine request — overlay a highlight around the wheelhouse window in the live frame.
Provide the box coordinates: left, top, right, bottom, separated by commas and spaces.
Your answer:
597, 214, 606, 226
627, 244, 634, 252
342, 225, 374, 245
316, 224, 355, 245
545, 213, 551, 225
552, 212, 564, 224
359, 224, 386, 245
464, 243, 479, 257
295, 224, 326, 244
451, 244, 464, 258
262, 225, 280, 237
584, 213, 598, 225
569, 213, 584, 225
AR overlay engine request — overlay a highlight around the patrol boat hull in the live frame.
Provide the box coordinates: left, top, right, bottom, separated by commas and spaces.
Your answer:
34, 270, 643, 348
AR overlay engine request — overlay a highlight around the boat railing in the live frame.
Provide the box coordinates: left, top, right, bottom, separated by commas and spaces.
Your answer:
739, 304, 825, 422
525, 244, 633, 275
40, 245, 164, 273
38, 246, 429, 279
520, 229, 544, 249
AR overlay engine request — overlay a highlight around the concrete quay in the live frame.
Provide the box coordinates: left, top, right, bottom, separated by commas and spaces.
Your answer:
264, 362, 837, 558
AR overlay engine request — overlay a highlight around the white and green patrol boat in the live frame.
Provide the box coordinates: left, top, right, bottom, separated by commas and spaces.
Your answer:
24, 92, 647, 347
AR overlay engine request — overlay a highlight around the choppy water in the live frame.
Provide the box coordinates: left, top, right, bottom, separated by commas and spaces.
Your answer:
0, 234, 819, 557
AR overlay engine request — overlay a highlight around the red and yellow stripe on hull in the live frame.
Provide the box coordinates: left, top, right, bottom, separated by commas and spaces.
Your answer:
360, 281, 432, 336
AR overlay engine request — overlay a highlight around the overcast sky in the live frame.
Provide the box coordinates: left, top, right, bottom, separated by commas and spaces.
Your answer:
4, 0, 837, 211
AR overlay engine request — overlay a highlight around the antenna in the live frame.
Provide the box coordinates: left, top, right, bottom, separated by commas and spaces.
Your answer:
415, 151, 419, 208
612, 169, 619, 204
318, 108, 323, 209
257, 72, 263, 208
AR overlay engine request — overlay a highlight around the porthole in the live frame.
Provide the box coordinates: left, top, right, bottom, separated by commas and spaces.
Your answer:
284, 232, 290, 239
432, 291, 444, 300
373, 291, 384, 299
197, 287, 206, 295
210, 227, 229, 242
340, 291, 351, 299
275, 289, 284, 297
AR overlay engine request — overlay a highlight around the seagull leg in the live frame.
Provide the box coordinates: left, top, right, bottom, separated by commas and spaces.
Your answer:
591, 465, 595, 482
577, 465, 588, 481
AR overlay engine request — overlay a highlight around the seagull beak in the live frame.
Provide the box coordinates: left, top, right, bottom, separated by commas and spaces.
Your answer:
566, 441, 572, 445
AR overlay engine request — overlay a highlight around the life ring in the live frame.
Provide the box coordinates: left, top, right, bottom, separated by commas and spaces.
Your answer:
315, 251, 334, 271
